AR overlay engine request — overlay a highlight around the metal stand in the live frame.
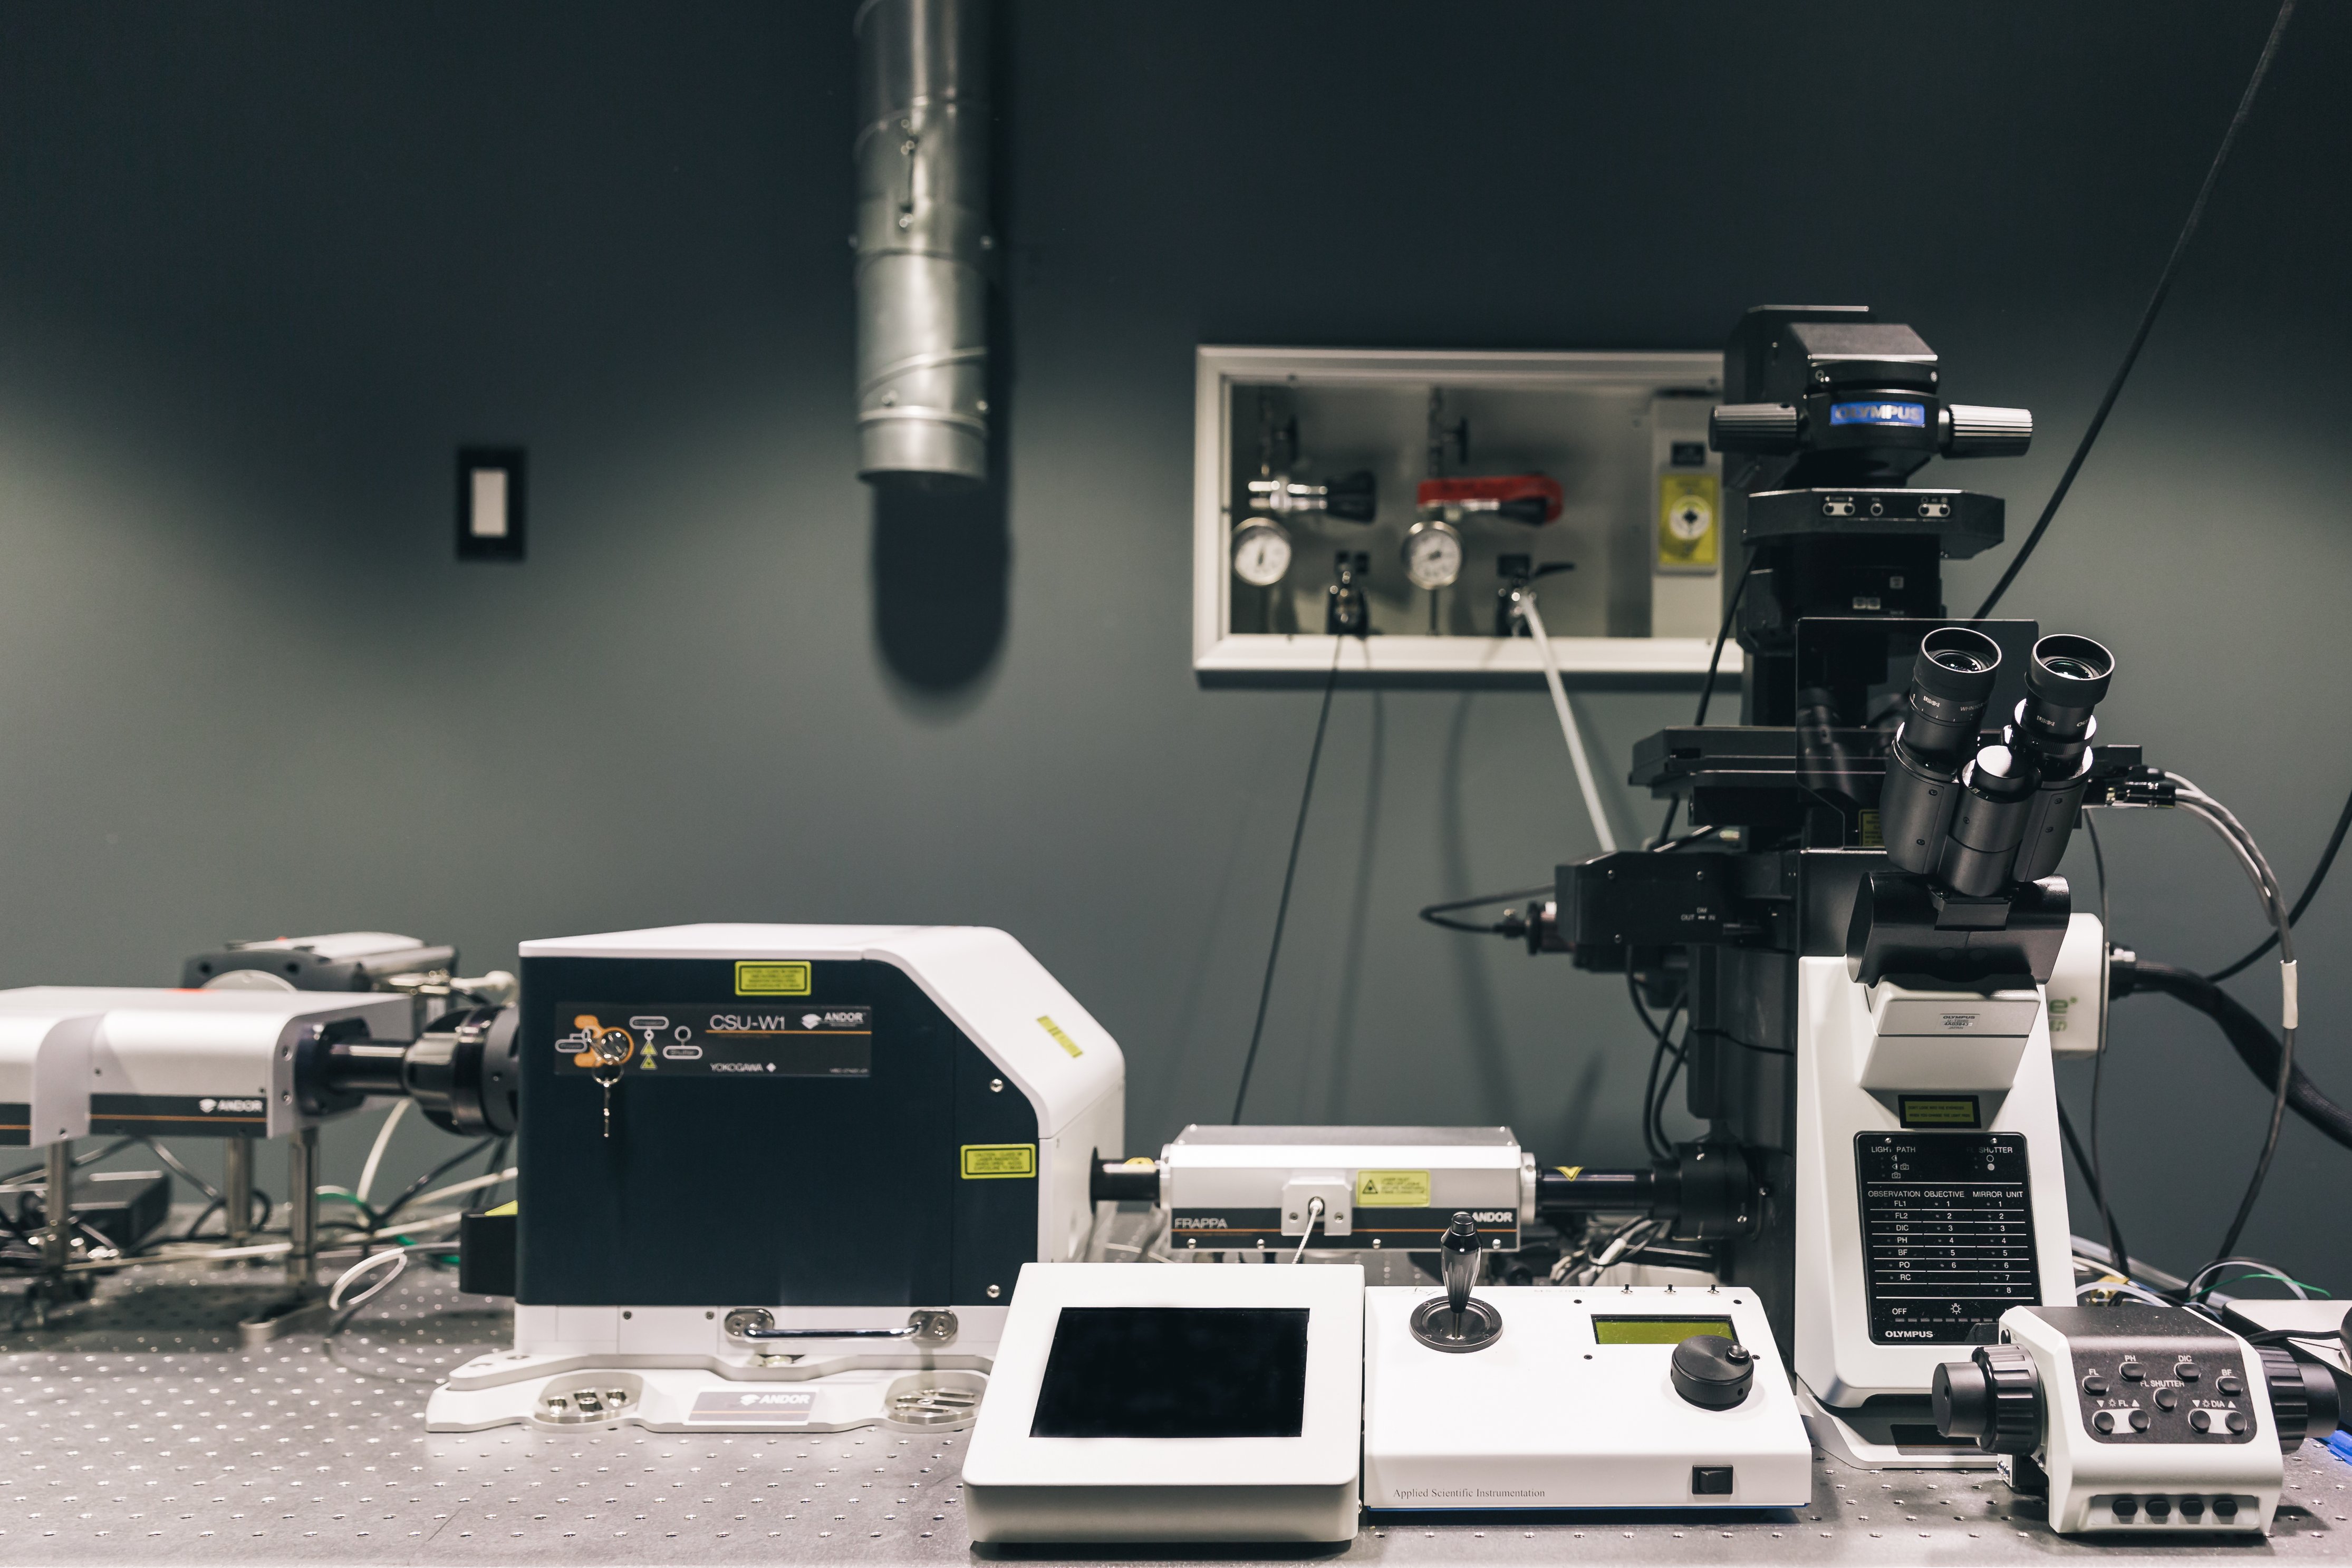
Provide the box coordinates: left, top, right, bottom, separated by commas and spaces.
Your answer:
11, 1140, 93, 1329
236, 1127, 329, 1344
222, 1133, 254, 1247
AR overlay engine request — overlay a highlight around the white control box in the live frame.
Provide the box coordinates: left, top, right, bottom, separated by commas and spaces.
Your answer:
1364, 1284, 1812, 1511
963, 1262, 1363, 1544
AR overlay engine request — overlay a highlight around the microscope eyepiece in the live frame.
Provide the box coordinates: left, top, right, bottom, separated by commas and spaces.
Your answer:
1916, 626, 2001, 694
2025, 633, 2114, 710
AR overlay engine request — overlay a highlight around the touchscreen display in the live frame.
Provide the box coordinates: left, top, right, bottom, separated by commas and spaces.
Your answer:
1028, 1306, 1309, 1439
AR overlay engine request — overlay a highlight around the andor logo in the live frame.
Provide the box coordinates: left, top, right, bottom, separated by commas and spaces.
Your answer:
199, 1099, 215, 1114
199, 1098, 262, 1114
737, 1392, 811, 1407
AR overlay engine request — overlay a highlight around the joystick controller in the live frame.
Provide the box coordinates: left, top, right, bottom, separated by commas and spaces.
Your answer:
1409, 1212, 1504, 1352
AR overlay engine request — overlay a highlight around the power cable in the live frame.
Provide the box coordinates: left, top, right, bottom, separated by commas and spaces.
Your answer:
1231, 637, 1345, 1123
2207, 780, 2352, 982
2082, 815, 2132, 1281
1971, 0, 2300, 618
373, 1139, 497, 1227
1656, 548, 1756, 846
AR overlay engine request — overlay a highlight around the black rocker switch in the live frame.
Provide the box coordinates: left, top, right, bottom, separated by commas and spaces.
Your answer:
1691, 1466, 1735, 1496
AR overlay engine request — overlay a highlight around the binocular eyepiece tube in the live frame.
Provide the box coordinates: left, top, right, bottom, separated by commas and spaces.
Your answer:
2008, 634, 2115, 882
1878, 627, 2002, 875
1878, 627, 2116, 894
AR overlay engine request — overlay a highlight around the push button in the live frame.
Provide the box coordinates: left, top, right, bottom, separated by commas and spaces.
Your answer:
2180, 1497, 2206, 1521
2082, 1374, 2111, 1396
2155, 1389, 2181, 1411
2119, 1360, 2145, 1382
2226, 1410, 2248, 1435
2112, 1497, 2139, 1519
2129, 1409, 2152, 1433
2217, 1373, 2244, 1395
2191, 1410, 2213, 1433
2175, 1361, 2200, 1382
2145, 1497, 2172, 1521
2214, 1498, 2240, 1520
2094, 1410, 2116, 1434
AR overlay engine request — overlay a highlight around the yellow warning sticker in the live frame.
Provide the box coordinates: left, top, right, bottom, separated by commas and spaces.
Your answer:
1036, 1015, 1083, 1058
961, 1143, 1038, 1179
1355, 1169, 1431, 1207
735, 961, 812, 996
1658, 473, 1720, 570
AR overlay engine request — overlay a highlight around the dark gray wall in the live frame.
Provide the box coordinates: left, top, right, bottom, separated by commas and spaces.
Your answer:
0, 3, 2344, 1292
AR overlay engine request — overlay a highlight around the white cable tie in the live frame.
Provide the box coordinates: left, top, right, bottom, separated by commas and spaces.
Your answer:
2280, 959, 2298, 1031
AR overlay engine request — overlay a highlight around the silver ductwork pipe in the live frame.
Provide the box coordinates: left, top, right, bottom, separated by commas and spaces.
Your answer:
853, 0, 991, 486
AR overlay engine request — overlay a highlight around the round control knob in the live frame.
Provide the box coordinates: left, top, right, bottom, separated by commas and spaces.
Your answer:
1670, 1335, 1755, 1410
1933, 1344, 2042, 1456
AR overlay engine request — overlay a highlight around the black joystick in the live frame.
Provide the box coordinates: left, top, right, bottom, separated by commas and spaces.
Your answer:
1670, 1334, 1755, 1409
1409, 1212, 1505, 1353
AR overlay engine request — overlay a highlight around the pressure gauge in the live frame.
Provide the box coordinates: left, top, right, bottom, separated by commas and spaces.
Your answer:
1402, 518, 1463, 591
1232, 517, 1293, 587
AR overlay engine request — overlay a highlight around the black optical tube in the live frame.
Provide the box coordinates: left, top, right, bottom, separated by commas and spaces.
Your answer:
2008, 635, 2116, 882
1880, 627, 2002, 874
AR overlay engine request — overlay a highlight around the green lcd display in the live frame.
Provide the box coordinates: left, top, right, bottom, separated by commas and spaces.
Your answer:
1898, 1095, 1982, 1128
1592, 1317, 1736, 1346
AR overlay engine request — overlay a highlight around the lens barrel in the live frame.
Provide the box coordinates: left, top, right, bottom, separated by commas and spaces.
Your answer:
1936, 746, 2040, 896
2004, 634, 2116, 882
1879, 627, 2002, 875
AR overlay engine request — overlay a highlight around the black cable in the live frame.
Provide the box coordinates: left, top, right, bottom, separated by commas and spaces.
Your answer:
372, 1139, 496, 1227
137, 1138, 223, 1203
1971, 0, 2299, 618
1649, 1025, 1689, 1158
2056, 1099, 2133, 1283
2083, 815, 2131, 1282
1629, 969, 1686, 1162
1232, 638, 1346, 1123
2207, 780, 2352, 982
2121, 961, 2352, 1151
1656, 548, 1756, 846
1418, 884, 1552, 936
0, 1136, 137, 1187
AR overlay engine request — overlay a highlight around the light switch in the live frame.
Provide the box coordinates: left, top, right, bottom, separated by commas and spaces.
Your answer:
457, 446, 526, 561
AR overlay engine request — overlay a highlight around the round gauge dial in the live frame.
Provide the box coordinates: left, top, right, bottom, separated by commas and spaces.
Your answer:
1402, 518, 1464, 591
1232, 517, 1293, 587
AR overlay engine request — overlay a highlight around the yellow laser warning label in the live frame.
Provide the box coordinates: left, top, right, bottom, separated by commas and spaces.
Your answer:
1355, 1169, 1431, 1207
1658, 473, 1719, 570
1037, 1015, 1083, 1058
961, 1143, 1037, 1179
736, 961, 812, 996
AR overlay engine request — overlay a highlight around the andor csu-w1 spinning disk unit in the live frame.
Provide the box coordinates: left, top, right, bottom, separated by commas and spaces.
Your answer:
426, 925, 1124, 1434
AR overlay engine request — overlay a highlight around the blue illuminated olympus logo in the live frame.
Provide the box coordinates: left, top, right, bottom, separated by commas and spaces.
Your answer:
1829, 400, 1927, 428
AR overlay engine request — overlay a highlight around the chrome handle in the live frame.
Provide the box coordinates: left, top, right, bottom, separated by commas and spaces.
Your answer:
724, 1308, 957, 1345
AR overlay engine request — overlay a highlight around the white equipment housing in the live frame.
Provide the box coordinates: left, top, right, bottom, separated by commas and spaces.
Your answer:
1158, 1125, 1534, 1254
1792, 956, 2075, 1468
0, 986, 418, 1139
1998, 1306, 2286, 1534
0, 1002, 101, 1149
430, 924, 1123, 1435
963, 1261, 1364, 1544
1364, 1283, 1810, 1510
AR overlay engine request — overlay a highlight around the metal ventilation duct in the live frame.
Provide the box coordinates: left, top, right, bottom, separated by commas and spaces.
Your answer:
853, 0, 990, 486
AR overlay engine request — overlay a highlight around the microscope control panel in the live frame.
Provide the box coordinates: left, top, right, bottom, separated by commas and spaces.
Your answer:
1856, 1130, 2041, 1344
